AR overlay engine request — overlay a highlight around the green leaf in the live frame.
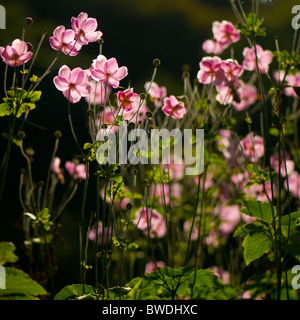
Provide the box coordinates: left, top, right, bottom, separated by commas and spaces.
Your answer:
0, 267, 47, 299
0, 103, 12, 117
241, 200, 275, 224
242, 232, 272, 265
0, 242, 18, 265
280, 211, 300, 237
285, 233, 300, 261
54, 284, 95, 300
233, 222, 266, 238
36, 208, 53, 231
127, 242, 139, 250
187, 269, 224, 288
83, 142, 93, 150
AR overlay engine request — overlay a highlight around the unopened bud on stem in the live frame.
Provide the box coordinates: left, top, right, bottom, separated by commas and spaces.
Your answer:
153, 59, 161, 67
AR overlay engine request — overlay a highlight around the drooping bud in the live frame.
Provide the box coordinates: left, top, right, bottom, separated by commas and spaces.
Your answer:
153, 59, 161, 67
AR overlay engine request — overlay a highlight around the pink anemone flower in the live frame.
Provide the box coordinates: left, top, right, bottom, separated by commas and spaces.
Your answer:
53, 65, 91, 103
71, 12, 102, 45
117, 88, 139, 111
197, 56, 225, 85
243, 44, 273, 73
212, 20, 240, 47
90, 54, 128, 89
162, 95, 187, 119
65, 161, 86, 180
240, 133, 264, 162
0, 39, 33, 67
49, 25, 82, 56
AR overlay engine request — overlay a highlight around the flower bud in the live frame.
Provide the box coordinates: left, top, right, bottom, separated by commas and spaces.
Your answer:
87, 109, 94, 117
17, 131, 26, 140
98, 105, 105, 113
153, 59, 161, 67
128, 122, 135, 130
25, 17, 33, 25
146, 111, 152, 119
139, 93, 146, 100
54, 130, 62, 139
143, 179, 150, 187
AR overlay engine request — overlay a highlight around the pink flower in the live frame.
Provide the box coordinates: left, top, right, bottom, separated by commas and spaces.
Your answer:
0, 39, 33, 67
270, 152, 295, 178
162, 95, 187, 119
285, 72, 300, 97
117, 88, 139, 111
212, 20, 240, 47
240, 133, 264, 162
202, 39, 226, 55
236, 169, 274, 203
217, 129, 243, 166
243, 45, 273, 73
197, 56, 225, 85
232, 81, 258, 111
218, 204, 241, 236
65, 161, 86, 180
71, 12, 102, 45
51, 157, 65, 183
215, 84, 233, 105
90, 54, 128, 89
144, 81, 167, 107
53, 65, 91, 103
273, 71, 300, 97
49, 25, 82, 56
145, 261, 166, 274
284, 171, 300, 199
220, 59, 243, 84
133, 207, 166, 238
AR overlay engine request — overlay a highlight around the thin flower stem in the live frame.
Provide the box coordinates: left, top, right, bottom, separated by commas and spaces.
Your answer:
67, 98, 83, 155
80, 160, 89, 291
23, 30, 47, 90
3, 64, 8, 98
19, 140, 37, 212
94, 171, 101, 294
101, 180, 107, 295
31, 52, 60, 91
52, 182, 78, 222
43, 137, 60, 209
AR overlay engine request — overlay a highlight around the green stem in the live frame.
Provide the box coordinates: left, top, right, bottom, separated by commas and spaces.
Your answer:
80, 160, 89, 291
95, 171, 100, 294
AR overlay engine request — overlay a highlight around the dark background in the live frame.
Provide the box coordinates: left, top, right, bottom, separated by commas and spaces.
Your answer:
0, 0, 298, 290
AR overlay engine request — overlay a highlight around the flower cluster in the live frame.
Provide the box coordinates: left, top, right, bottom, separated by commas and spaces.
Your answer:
52, 157, 86, 182
197, 55, 259, 109
202, 20, 240, 55
50, 12, 102, 56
